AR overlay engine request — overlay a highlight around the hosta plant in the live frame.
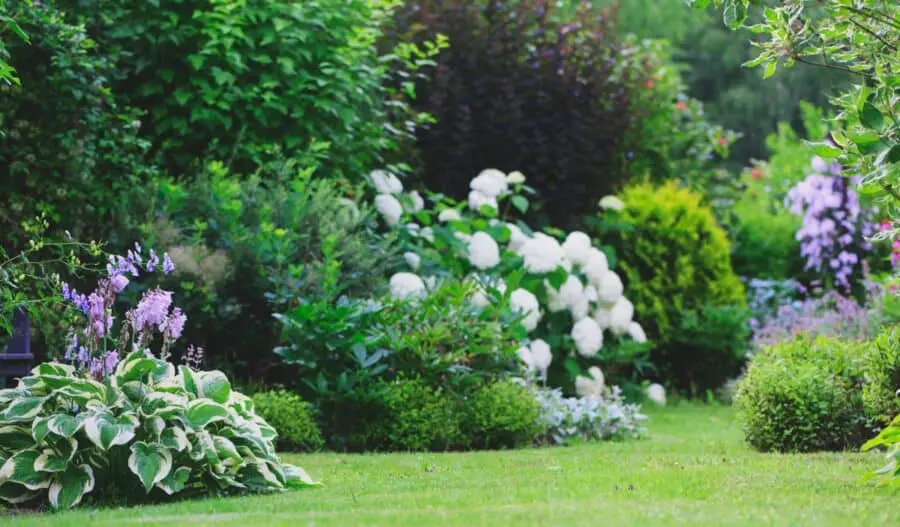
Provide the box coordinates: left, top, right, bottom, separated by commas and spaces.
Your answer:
862, 413, 900, 487
0, 245, 317, 509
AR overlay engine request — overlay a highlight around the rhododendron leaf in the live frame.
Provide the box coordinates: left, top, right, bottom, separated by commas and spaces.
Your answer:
48, 464, 94, 510
128, 442, 172, 492
0, 449, 50, 490
156, 466, 191, 495
184, 400, 229, 428
198, 371, 231, 404
0, 425, 33, 452
2, 396, 46, 422
0, 481, 39, 504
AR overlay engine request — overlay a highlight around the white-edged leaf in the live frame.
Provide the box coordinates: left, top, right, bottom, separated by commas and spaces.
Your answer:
160, 427, 190, 452
0, 449, 51, 490
0, 425, 34, 453
140, 392, 188, 419
31, 416, 51, 444
283, 464, 319, 488
2, 396, 46, 422
198, 371, 231, 404
184, 399, 229, 428
212, 436, 242, 465
84, 412, 138, 450
48, 464, 94, 510
156, 466, 191, 496
31, 363, 75, 377
47, 414, 85, 438
178, 366, 199, 397
128, 442, 173, 492
0, 481, 40, 504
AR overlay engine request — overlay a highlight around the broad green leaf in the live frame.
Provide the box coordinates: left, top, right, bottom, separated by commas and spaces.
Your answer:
212, 436, 242, 465
118, 357, 170, 384
160, 427, 190, 452
84, 412, 138, 450
884, 145, 900, 165
0, 481, 39, 504
510, 195, 529, 214
48, 464, 94, 510
178, 366, 199, 397
283, 464, 319, 488
31, 363, 74, 378
723, 0, 747, 29
35, 449, 69, 473
2, 397, 46, 422
239, 461, 284, 490
184, 400, 229, 428
47, 414, 85, 438
0, 449, 51, 490
808, 141, 842, 158
156, 466, 191, 495
43, 376, 106, 401
860, 103, 884, 130
128, 442, 173, 492
199, 371, 232, 404
0, 425, 34, 453
763, 61, 776, 79
32, 416, 51, 444
140, 392, 188, 419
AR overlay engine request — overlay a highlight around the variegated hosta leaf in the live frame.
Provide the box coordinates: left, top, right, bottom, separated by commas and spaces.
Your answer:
0, 481, 40, 504
226, 391, 254, 419
0, 449, 52, 490
17, 376, 48, 395
156, 466, 191, 496
0, 388, 31, 405
32, 416, 51, 444
140, 392, 188, 419
47, 414, 86, 438
2, 396, 46, 422
212, 436, 243, 466
160, 427, 190, 453
116, 352, 171, 384
283, 464, 320, 488
238, 461, 284, 490
31, 363, 75, 378
48, 464, 94, 510
128, 442, 173, 492
184, 399, 229, 428
34, 437, 78, 473
0, 425, 34, 454
84, 412, 139, 450
198, 371, 231, 404
144, 416, 166, 438
177, 366, 199, 398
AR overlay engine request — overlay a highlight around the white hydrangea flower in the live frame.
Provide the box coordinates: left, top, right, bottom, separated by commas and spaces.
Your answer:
646, 383, 666, 405
438, 208, 462, 223
470, 168, 509, 197
403, 252, 421, 270
406, 191, 424, 213
546, 275, 583, 307
389, 272, 426, 300
420, 226, 434, 242
468, 190, 499, 212
506, 170, 526, 184
584, 285, 599, 302
470, 276, 507, 308
529, 339, 552, 373
510, 288, 541, 332
592, 307, 612, 330
517, 346, 533, 369
570, 296, 590, 321
506, 223, 530, 252
598, 195, 625, 211
628, 321, 647, 343
468, 232, 501, 270
375, 194, 403, 226
609, 297, 634, 335
571, 318, 603, 358
520, 236, 564, 274
369, 170, 403, 194
562, 231, 592, 266
582, 248, 610, 285
595, 270, 624, 306
575, 366, 605, 398
546, 289, 569, 312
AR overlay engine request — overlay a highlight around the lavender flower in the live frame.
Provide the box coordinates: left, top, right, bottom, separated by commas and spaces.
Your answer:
147, 249, 160, 273
163, 308, 187, 342
163, 253, 175, 274
129, 289, 173, 332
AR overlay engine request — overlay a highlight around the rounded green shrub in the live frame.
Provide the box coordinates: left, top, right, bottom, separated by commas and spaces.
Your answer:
862, 329, 900, 424
606, 181, 746, 392
374, 378, 462, 452
735, 337, 867, 453
251, 391, 325, 452
462, 381, 542, 450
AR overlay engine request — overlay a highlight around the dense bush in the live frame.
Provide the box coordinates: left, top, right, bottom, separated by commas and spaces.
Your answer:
369, 378, 462, 452
862, 329, 900, 424
735, 336, 869, 453
0, 1, 156, 249
251, 391, 325, 452
604, 181, 745, 392
61, 0, 417, 178
462, 380, 542, 450
388, 0, 640, 226
730, 190, 804, 280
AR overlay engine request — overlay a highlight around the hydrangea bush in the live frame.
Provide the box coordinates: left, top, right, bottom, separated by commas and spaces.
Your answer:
368, 168, 651, 394
0, 246, 316, 509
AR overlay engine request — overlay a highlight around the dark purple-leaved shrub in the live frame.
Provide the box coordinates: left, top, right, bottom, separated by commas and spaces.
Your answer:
387, 0, 639, 226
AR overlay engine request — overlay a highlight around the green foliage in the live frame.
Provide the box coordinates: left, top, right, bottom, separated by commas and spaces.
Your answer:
605, 181, 745, 391
462, 380, 542, 450
0, 0, 29, 87
862, 414, 900, 488
368, 378, 462, 452
140, 159, 395, 380
251, 391, 324, 453
0, 357, 317, 510
0, 0, 157, 248
666, 304, 751, 396
62, 0, 426, 178
862, 329, 900, 425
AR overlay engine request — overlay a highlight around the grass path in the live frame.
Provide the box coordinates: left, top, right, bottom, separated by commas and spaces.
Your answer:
5, 404, 895, 526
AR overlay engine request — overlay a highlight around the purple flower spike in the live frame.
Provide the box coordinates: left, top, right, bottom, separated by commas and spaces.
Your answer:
163, 253, 175, 275
147, 249, 160, 273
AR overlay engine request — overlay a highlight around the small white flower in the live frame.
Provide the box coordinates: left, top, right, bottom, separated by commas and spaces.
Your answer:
468, 190, 499, 212
582, 248, 610, 285
592, 307, 612, 330
506, 223, 530, 252
628, 321, 647, 343
571, 318, 603, 358
575, 366, 605, 398
598, 195, 625, 211
546, 288, 569, 312
545, 275, 583, 308
520, 236, 564, 274
470, 168, 509, 197
404, 252, 421, 270
406, 191, 425, 213
389, 272, 426, 300
510, 288, 541, 332
529, 339, 552, 374
438, 208, 462, 222
609, 297, 634, 335
369, 170, 403, 194
506, 170, 526, 184
468, 232, 501, 270
562, 231, 592, 266
375, 194, 403, 225
595, 271, 624, 306
646, 383, 666, 405
517, 346, 533, 369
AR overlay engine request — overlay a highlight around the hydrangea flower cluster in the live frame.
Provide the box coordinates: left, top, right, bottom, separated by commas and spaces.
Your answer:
369, 168, 647, 395
61, 243, 184, 379
787, 156, 874, 291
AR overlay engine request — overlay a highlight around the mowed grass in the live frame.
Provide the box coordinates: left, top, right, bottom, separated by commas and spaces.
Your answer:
4, 404, 895, 526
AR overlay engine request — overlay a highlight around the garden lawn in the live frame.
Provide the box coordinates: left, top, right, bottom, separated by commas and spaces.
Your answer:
4, 404, 895, 526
